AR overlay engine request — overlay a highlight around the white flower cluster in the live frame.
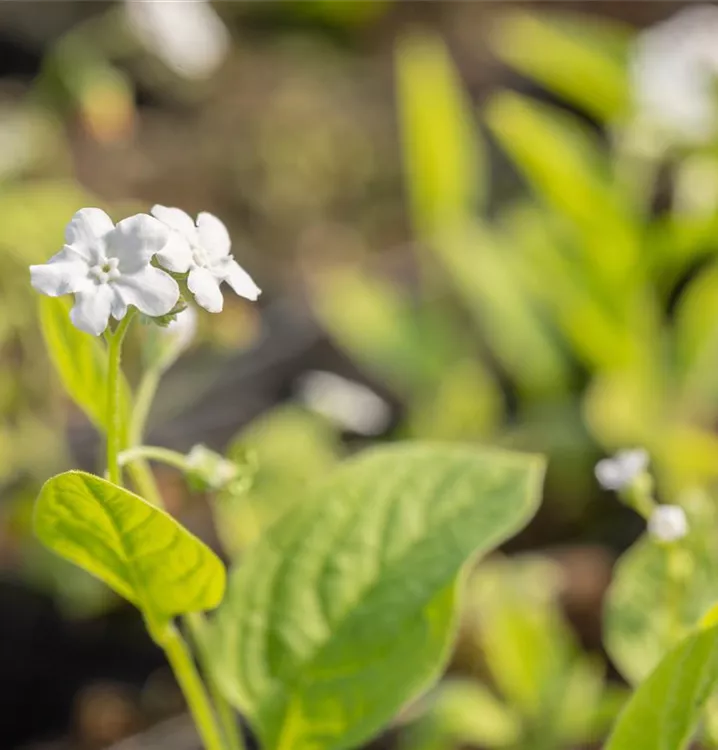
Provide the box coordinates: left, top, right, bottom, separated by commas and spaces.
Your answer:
594, 448, 649, 492
30, 206, 260, 336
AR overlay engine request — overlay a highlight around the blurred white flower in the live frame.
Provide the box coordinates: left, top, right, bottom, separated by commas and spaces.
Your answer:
30, 208, 177, 336
648, 505, 688, 543
162, 305, 198, 352
595, 448, 649, 491
296, 370, 391, 436
151, 205, 261, 313
631, 5, 718, 143
125, 0, 229, 80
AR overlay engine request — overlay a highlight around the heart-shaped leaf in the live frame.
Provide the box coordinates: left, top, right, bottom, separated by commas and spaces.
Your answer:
210, 443, 544, 750
34, 471, 225, 634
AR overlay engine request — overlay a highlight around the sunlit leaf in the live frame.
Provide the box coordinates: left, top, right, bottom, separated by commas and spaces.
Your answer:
39, 296, 132, 443
210, 443, 544, 750
491, 11, 630, 121
485, 92, 637, 286
34, 471, 225, 634
396, 30, 484, 237
605, 624, 718, 750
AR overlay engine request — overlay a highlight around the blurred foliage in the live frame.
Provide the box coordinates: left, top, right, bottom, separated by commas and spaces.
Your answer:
403, 555, 626, 750
4, 2, 718, 747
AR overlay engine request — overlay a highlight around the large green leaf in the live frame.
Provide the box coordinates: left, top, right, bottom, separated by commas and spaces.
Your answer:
34, 471, 225, 635
491, 11, 630, 121
605, 492, 718, 685
395, 30, 484, 237
39, 296, 132, 443
210, 443, 544, 750
605, 624, 718, 750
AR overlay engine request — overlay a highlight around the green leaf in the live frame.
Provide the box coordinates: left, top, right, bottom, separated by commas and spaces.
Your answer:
39, 296, 132, 442
395, 30, 484, 237
428, 679, 520, 748
605, 492, 718, 684
605, 624, 718, 750
491, 11, 630, 121
430, 223, 570, 396
210, 443, 545, 750
34, 471, 225, 633
311, 266, 482, 397
485, 92, 637, 286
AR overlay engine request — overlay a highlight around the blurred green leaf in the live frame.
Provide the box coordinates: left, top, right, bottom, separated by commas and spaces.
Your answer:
605, 491, 718, 685
429, 679, 520, 748
396, 30, 484, 237
215, 406, 341, 556
211, 443, 545, 750
674, 262, 718, 415
312, 266, 472, 395
34, 471, 225, 633
491, 11, 630, 121
471, 556, 573, 723
407, 358, 503, 441
287, 0, 389, 29
432, 223, 570, 396
0, 181, 93, 265
39, 296, 132, 442
605, 624, 718, 750
485, 92, 638, 287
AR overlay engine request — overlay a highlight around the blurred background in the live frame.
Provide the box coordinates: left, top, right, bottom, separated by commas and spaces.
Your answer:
3, 1, 718, 748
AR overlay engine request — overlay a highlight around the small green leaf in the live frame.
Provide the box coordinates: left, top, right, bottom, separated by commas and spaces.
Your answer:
605, 624, 718, 750
39, 296, 132, 442
210, 443, 544, 750
395, 30, 484, 237
34, 471, 225, 632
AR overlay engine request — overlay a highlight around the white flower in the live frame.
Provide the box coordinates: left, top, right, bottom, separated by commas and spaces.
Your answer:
30, 208, 178, 336
162, 305, 198, 352
648, 505, 688, 543
296, 370, 391, 436
151, 205, 261, 313
595, 448, 649, 491
631, 5, 718, 143
124, 0, 230, 80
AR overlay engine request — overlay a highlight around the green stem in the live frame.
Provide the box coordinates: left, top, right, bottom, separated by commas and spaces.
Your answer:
162, 624, 227, 750
105, 311, 135, 484
130, 365, 162, 448
120, 445, 189, 472
186, 612, 246, 750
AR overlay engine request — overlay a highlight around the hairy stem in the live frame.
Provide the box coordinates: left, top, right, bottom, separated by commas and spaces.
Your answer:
162, 624, 227, 750
120, 445, 190, 472
186, 612, 246, 750
105, 311, 135, 485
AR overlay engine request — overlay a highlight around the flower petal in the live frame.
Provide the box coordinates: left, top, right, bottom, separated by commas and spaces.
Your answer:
70, 285, 115, 336
108, 214, 170, 273
151, 205, 198, 242
188, 266, 223, 313
64, 208, 114, 263
113, 266, 180, 317
156, 232, 193, 273
30, 247, 91, 297
224, 259, 261, 301
197, 212, 231, 259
